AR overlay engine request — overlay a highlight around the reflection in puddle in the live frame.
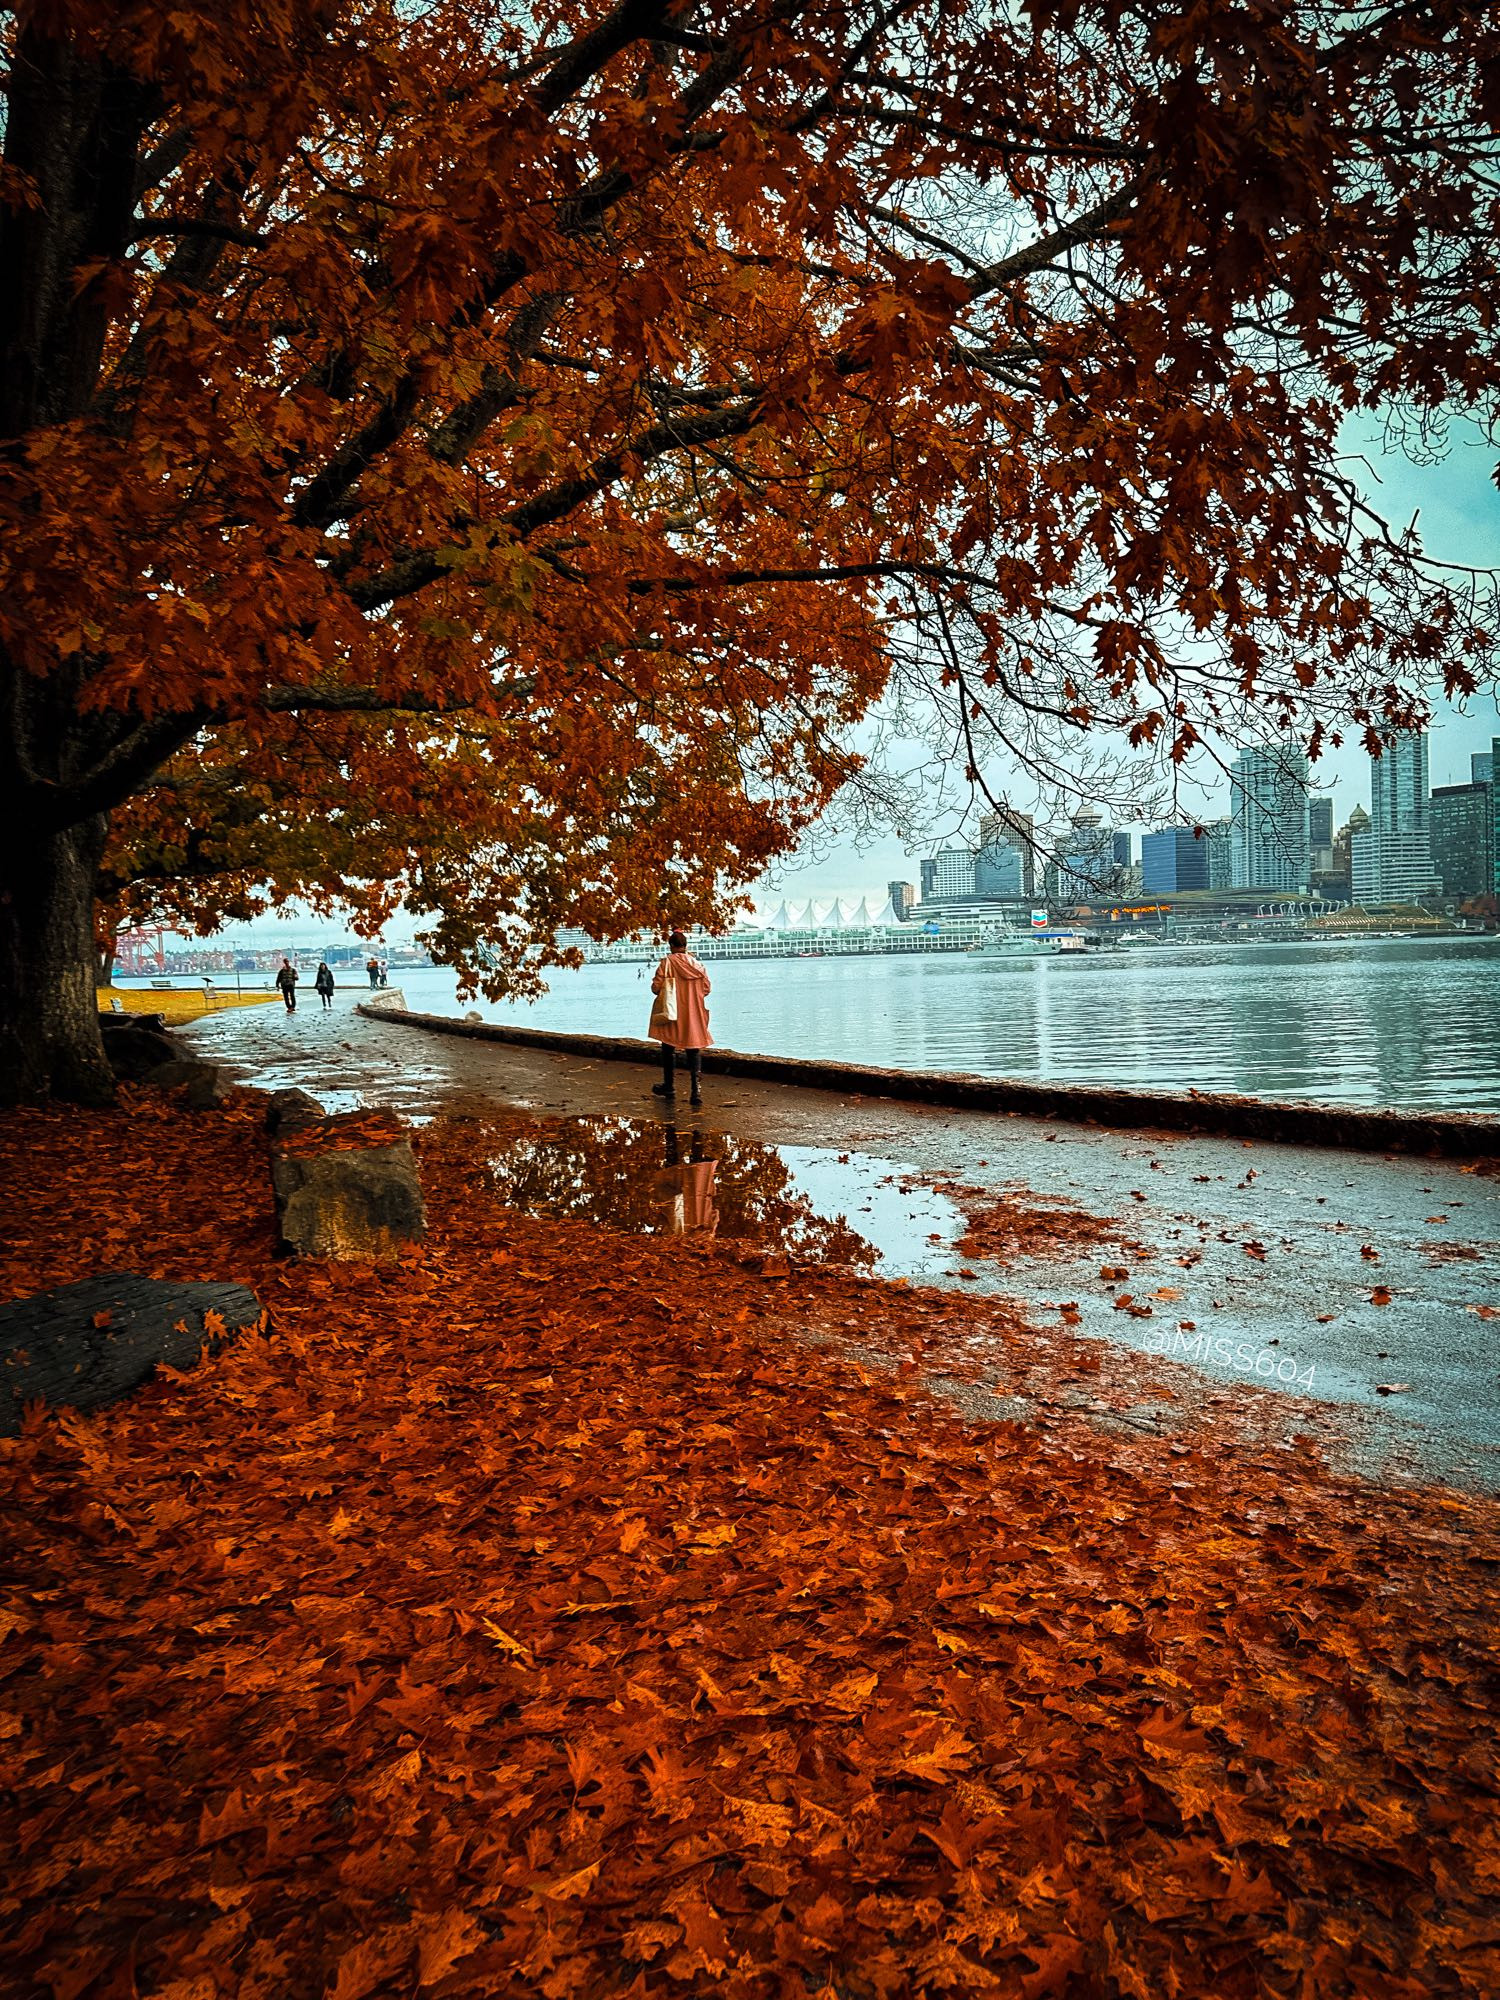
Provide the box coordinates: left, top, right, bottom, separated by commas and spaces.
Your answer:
456, 1113, 964, 1273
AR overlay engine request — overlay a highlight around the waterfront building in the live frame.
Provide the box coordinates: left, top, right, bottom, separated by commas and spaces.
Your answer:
1330, 805, 1368, 894
1140, 825, 1210, 895
887, 880, 916, 919
1350, 731, 1440, 903
1493, 737, 1500, 895
1428, 782, 1494, 901
1228, 745, 1310, 891
1473, 751, 1494, 786
1112, 830, 1133, 868
920, 849, 978, 901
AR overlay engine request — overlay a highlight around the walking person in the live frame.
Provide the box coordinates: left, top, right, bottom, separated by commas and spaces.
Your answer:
314, 962, 335, 1010
649, 931, 711, 1107
275, 958, 298, 1012
366, 955, 380, 988
378, 961, 389, 988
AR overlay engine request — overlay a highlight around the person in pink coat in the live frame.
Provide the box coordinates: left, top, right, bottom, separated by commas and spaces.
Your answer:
649, 930, 712, 1106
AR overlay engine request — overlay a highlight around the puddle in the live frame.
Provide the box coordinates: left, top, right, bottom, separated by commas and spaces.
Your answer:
448, 1112, 966, 1278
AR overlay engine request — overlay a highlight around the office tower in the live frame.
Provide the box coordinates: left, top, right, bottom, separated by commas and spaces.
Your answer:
1428, 783, 1494, 900
1493, 736, 1500, 896
921, 849, 978, 900
1330, 806, 1367, 892
1045, 812, 1119, 902
887, 880, 916, 918
1228, 745, 1310, 891
1350, 731, 1439, 902
1204, 819, 1233, 889
1307, 795, 1335, 872
1472, 751, 1494, 786
978, 807, 1037, 898
1140, 826, 1210, 895
1111, 830, 1133, 868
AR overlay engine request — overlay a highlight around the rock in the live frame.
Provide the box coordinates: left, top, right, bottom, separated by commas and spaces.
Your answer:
0, 1273, 263, 1435
266, 1087, 326, 1134
142, 1057, 225, 1109
270, 1108, 425, 1261
98, 1016, 179, 1079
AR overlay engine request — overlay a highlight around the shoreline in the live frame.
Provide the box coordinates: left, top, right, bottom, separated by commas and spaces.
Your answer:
358, 994, 1500, 1159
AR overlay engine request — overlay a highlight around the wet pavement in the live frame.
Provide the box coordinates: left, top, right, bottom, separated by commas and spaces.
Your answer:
181, 987, 1500, 1493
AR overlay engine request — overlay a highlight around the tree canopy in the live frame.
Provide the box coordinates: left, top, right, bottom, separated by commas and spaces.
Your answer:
2, 0, 1497, 1095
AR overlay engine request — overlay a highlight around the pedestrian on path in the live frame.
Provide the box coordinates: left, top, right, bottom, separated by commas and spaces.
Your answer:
366, 955, 380, 988
378, 961, 389, 988
649, 931, 711, 1107
275, 959, 298, 1012
314, 962, 335, 1010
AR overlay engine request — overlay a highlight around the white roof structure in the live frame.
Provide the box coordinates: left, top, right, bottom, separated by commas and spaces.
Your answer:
870, 896, 903, 925
823, 899, 847, 929
762, 901, 793, 930
850, 898, 873, 926
789, 900, 819, 929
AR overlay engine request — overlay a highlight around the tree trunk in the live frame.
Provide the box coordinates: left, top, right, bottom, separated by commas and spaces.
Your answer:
0, 814, 114, 1104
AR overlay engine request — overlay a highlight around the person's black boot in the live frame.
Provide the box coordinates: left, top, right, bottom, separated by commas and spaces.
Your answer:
652, 1044, 676, 1098
688, 1050, 702, 1107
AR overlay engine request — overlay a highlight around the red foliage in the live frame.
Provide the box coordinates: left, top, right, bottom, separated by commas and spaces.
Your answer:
1, 1093, 1497, 1996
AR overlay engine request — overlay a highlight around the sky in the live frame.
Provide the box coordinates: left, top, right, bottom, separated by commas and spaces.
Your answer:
196, 422, 1498, 947
754, 423, 1500, 912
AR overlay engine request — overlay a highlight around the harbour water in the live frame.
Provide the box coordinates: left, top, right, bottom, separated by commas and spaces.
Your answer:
354, 934, 1500, 1115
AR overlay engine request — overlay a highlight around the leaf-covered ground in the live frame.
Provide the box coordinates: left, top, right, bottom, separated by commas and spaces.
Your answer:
2, 1092, 1497, 1999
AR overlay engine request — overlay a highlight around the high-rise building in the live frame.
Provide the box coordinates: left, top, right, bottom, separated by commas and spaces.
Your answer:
1228, 745, 1310, 891
1308, 795, 1335, 872
974, 840, 1027, 898
1044, 813, 1120, 903
1205, 819, 1233, 889
887, 880, 916, 919
920, 849, 977, 900
1473, 751, 1494, 787
1112, 830, 1134, 868
1350, 731, 1440, 903
1140, 826, 1210, 895
1492, 736, 1500, 896
1428, 783, 1494, 901
1330, 805, 1368, 893
978, 807, 1037, 899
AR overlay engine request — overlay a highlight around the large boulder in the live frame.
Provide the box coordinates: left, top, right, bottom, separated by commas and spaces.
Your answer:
270, 1107, 425, 1261
142, 1057, 225, 1109
266, 1087, 327, 1134
0, 1273, 263, 1435
98, 1013, 179, 1079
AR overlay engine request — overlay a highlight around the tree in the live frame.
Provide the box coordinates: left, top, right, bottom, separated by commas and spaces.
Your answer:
3, 0, 1496, 1101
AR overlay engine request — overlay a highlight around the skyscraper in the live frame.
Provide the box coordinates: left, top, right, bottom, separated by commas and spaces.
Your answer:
1350, 732, 1439, 903
1204, 819, 1233, 889
1429, 783, 1494, 901
887, 880, 915, 919
1140, 826, 1209, 895
1473, 751, 1494, 787
1308, 795, 1335, 872
1044, 813, 1120, 903
978, 807, 1037, 899
1228, 745, 1310, 891
920, 849, 978, 900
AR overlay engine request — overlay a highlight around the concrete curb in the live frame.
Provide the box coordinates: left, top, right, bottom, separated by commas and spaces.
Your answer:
356, 996, 1500, 1159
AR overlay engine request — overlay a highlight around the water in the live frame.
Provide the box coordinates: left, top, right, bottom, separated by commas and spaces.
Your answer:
367, 936, 1500, 1114
455, 1110, 963, 1277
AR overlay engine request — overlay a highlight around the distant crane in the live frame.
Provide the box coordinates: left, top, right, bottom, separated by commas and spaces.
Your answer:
114, 925, 167, 976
